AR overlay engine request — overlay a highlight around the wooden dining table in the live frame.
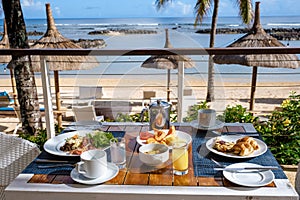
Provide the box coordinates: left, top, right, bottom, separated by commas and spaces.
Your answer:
4, 122, 299, 200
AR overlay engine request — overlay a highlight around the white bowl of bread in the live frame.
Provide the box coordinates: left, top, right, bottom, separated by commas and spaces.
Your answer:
139, 143, 169, 166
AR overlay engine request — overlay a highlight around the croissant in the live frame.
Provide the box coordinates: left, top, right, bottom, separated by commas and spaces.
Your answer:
213, 137, 235, 152
237, 136, 259, 150
232, 142, 254, 156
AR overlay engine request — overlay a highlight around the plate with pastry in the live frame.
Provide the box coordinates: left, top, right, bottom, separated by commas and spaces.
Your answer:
206, 135, 267, 158
136, 126, 192, 148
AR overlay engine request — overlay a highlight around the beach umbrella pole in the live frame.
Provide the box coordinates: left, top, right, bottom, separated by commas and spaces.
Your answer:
250, 66, 258, 111
167, 69, 171, 102
54, 70, 62, 128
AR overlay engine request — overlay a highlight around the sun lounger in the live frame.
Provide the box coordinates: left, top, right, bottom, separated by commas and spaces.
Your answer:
0, 91, 13, 107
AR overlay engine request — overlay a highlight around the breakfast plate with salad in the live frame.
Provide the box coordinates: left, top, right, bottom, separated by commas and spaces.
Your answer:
44, 130, 115, 156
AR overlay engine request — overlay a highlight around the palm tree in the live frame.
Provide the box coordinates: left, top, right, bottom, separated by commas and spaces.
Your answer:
2, 0, 42, 135
155, 0, 253, 102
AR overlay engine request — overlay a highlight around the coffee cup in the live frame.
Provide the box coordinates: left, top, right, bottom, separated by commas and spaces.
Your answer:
76, 149, 107, 179
198, 109, 216, 127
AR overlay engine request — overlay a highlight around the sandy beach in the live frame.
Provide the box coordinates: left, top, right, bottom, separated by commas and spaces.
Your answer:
1, 75, 299, 134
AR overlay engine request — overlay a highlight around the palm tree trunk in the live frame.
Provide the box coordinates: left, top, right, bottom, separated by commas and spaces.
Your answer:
206, 0, 219, 102
2, 0, 42, 135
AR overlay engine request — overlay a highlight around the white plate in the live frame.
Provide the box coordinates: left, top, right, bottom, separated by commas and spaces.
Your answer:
223, 163, 274, 187
70, 162, 119, 185
206, 135, 267, 158
136, 130, 192, 148
44, 130, 110, 157
190, 120, 224, 130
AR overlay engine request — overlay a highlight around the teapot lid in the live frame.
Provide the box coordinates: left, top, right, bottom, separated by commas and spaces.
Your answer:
149, 99, 170, 109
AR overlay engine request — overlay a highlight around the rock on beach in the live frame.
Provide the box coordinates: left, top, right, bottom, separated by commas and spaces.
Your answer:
70, 39, 106, 49
195, 28, 300, 40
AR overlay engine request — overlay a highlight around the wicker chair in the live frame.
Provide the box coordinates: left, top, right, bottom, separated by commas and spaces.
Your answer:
296, 162, 300, 197
0, 132, 40, 200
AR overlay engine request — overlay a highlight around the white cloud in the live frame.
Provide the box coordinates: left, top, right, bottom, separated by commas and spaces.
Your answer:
54, 6, 61, 16
22, 0, 43, 8
153, 0, 193, 16
172, 1, 193, 15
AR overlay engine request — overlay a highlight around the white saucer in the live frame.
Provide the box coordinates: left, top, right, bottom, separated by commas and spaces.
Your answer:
223, 163, 274, 187
70, 162, 119, 185
190, 120, 224, 130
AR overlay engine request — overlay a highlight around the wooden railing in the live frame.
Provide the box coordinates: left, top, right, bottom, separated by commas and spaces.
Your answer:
0, 47, 299, 134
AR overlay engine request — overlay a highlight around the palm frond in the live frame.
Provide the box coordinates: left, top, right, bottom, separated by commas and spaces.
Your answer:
236, 0, 253, 24
155, 0, 172, 10
194, 0, 212, 25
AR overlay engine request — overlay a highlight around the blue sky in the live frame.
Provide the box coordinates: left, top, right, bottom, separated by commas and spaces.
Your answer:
18, 0, 300, 19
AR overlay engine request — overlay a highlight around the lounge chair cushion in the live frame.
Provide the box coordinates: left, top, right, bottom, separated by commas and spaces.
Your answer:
0, 91, 13, 107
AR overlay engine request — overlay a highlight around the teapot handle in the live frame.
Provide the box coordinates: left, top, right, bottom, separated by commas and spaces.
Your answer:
140, 107, 148, 122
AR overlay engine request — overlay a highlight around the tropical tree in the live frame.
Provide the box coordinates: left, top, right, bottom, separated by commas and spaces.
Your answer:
2, 0, 42, 135
155, 0, 253, 101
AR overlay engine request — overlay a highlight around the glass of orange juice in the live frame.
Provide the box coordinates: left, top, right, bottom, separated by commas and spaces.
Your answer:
172, 141, 188, 175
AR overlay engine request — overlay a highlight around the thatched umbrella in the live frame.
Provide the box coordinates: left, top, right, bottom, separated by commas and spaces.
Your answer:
30, 3, 99, 127
141, 29, 194, 102
0, 20, 18, 106
213, 1, 298, 110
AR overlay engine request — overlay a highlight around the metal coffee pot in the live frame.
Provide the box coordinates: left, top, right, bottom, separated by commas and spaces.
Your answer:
141, 99, 171, 130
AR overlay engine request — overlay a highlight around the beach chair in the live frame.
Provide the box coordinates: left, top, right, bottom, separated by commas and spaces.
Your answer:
72, 105, 104, 122
8, 106, 45, 135
0, 132, 40, 200
143, 91, 156, 107
11, 106, 22, 135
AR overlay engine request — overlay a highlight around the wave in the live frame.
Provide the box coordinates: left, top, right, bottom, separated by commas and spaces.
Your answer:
267, 23, 300, 26
228, 24, 240, 27
136, 23, 159, 26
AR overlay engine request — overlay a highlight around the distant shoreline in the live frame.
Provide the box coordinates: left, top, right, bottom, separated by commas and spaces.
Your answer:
21, 27, 300, 41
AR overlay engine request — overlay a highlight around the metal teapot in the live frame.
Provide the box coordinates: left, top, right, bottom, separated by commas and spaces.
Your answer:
141, 99, 171, 130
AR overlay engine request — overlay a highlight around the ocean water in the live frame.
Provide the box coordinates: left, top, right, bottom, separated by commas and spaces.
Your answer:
0, 16, 299, 82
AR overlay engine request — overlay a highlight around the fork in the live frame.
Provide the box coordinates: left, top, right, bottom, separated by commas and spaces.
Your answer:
211, 158, 227, 168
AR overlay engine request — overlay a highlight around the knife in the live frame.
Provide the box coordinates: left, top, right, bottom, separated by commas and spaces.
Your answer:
35, 158, 74, 163
37, 164, 75, 168
221, 133, 260, 137
214, 166, 279, 172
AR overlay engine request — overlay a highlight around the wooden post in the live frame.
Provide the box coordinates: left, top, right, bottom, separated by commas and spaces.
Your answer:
54, 70, 62, 128
250, 66, 258, 111
40, 56, 55, 138
167, 69, 171, 102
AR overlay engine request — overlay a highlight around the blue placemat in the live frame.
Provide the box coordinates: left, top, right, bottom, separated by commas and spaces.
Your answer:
23, 131, 125, 175
192, 132, 287, 179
